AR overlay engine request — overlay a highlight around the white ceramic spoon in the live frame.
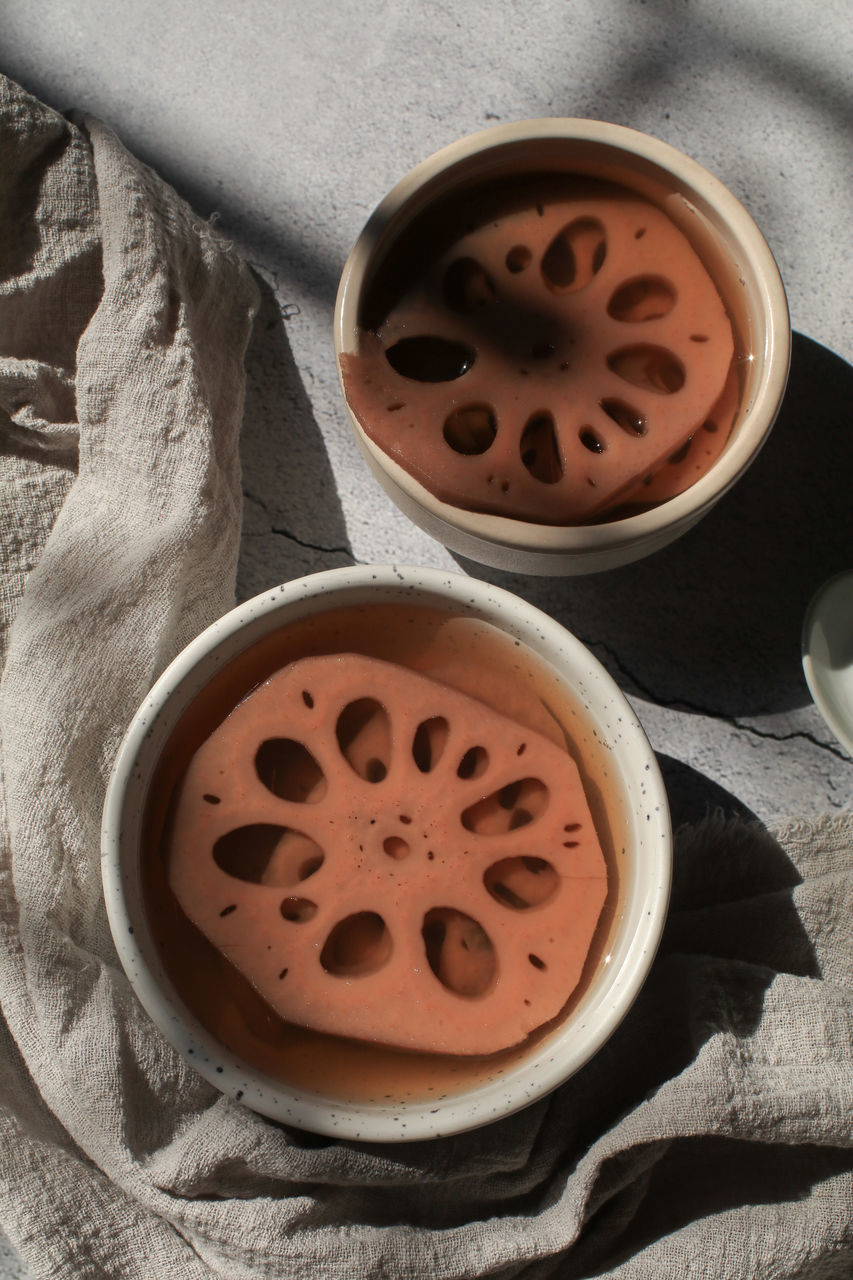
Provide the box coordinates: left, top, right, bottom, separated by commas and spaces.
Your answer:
802, 569, 853, 758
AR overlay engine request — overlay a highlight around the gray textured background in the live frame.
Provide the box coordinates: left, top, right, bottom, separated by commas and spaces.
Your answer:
1, 0, 851, 1272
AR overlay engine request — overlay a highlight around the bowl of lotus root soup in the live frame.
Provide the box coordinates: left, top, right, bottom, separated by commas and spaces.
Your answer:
102, 565, 672, 1141
335, 118, 790, 574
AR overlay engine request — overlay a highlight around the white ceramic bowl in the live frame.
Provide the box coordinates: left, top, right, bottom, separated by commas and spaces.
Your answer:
102, 565, 671, 1141
335, 119, 790, 575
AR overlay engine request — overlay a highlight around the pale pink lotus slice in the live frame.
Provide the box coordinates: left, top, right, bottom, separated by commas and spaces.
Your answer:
341, 183, 734, 523
167, 654, 608, 1055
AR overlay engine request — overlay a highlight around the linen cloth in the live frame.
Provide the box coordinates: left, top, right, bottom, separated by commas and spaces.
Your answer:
1, 74, 852, 1279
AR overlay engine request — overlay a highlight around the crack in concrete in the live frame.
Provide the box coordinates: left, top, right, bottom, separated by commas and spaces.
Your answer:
731, 718, 852, 763
589, 637, 716, 716
589, 638, 852, 765
242, 491, 352, 559
269, 524, 353, 558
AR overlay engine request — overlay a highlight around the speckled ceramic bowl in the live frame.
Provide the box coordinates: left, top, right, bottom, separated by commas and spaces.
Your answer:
102, 565, 671, 1141
334, 118, 790, 575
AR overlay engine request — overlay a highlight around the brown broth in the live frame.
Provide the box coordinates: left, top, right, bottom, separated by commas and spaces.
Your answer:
143, 602, 628, 1104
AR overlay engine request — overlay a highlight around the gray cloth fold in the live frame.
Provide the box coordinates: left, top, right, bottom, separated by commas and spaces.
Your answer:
1, 74, 851, 1280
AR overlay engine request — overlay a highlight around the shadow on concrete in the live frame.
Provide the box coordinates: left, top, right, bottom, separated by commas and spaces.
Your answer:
602, 0, 853, 145
236, 272, 352, 602
656, 754, 757, 831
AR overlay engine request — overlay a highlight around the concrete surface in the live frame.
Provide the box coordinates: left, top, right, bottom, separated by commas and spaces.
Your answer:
1, 0, 851, 1272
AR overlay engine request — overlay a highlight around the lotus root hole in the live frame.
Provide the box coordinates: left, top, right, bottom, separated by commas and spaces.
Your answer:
541, 217, 606, 292
607, 275, 676, 323
301, 690, 314, 708
528, 953, 547, 970
580, 428, 606, 454
383, 836, 410, 861
321, 912, 392, 977
336, 699, 391, 783
412, 716, 449, 773
385, 335, 474, 382
255, 737, 326, 802
607, 345, 685, 394
668, 436, 693, 465
600, 399, 647, 437
298, 854, 324, 880
484, 856, 559, 910
213, 824, 325, 887
505, 244, 532, 273
690, 333, 709, 343
443, 404, 497, 455
422, 908, 496, 997
461, 777, 548, 834
443, 256, 497, 311
280, 896, 318, 923
520, 412, 563, 484
457, 745, 489, 780
202, 793, 220, 804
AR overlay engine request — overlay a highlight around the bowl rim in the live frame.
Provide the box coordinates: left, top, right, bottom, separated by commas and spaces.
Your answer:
334, 117, 791, 559
102, 563, 672, 1142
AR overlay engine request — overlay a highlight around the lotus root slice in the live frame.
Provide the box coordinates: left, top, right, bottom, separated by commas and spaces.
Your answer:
340, 179, 735, 523
167, 653, 608, 1056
